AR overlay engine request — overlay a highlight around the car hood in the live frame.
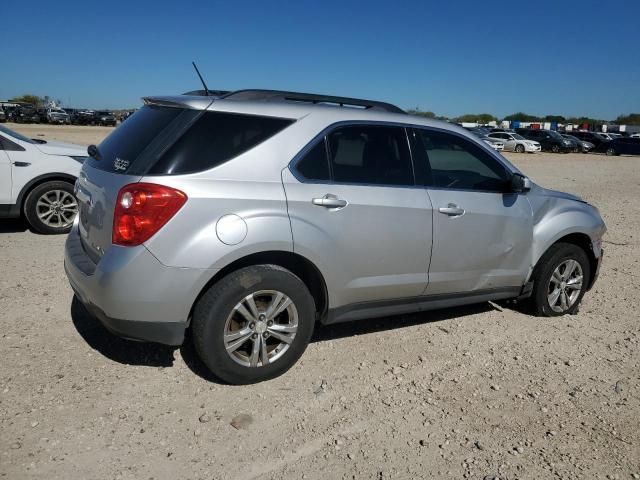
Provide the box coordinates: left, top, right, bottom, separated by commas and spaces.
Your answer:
531, 183, 586, 204
34, 140, 87, 156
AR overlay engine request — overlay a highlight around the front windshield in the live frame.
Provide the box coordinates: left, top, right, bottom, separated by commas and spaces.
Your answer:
512, 133, 525, 140
0, 124, 34, 144
51, 109, 66, 114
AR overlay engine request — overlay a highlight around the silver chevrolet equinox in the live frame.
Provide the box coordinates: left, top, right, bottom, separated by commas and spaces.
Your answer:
64, 89, 605, 384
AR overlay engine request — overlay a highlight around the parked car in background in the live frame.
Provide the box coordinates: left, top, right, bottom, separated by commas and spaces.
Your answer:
465, 127, 504, 151
70, 110, 95, 125
594, 137, 640, 156
12, 105, 42, 124
487, 132, 541, 153
568, 130, 611, 149
94, 111, 117, 126
562, 134, 594, 153
516, 129, 572, 153
64, 89, 605, 384
0, 109, 6, 123
630, 133, 640, 139
46, 108, 70, 124
606, 133, 622, 139
0, 124, 87, 233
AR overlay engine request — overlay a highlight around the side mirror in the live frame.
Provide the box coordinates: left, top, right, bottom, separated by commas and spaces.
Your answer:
510, 173, 531, 193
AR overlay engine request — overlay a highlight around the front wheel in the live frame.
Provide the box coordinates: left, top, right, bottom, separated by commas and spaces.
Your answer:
515, 144, 525, 153
606, 147, 617, 156
551, 144, 560, 153
529, 243, 590, 317
192, 265, 316, 384
24, 181, 78, 234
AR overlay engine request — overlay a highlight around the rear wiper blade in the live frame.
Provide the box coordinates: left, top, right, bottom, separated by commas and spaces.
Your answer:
88, 144, 101, 160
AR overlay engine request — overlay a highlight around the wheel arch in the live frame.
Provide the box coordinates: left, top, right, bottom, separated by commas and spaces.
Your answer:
533, 232, 598, 291
190, 250, 329, 324
17, 173, 77, 214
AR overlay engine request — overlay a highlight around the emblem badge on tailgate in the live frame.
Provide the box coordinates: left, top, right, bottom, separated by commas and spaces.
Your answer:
114, 157, 130, 171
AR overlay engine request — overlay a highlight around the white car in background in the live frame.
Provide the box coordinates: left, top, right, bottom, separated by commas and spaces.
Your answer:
482, 137, 504, 151
631, 133, 640, 139
0, 124, 87, 234
488, 132, 541, 153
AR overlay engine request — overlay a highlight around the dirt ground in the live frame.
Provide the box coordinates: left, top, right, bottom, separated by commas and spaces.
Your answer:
1, 124, 639, 480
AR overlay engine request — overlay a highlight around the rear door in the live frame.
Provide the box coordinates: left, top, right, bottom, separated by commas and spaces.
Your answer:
411, 128, 533, 295
282, 124, 433, 308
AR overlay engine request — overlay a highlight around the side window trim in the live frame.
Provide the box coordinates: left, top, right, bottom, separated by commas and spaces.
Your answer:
412, 126, 513, 194
290, 122, 417, 188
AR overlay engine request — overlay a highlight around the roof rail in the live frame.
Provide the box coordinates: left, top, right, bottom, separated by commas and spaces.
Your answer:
221, 89, 405, 114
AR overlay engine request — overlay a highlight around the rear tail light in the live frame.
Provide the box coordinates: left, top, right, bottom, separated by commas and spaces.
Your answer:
113, 183, 187, 246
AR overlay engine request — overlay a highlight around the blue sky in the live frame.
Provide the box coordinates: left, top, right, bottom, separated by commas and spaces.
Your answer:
2, 0, 639, 119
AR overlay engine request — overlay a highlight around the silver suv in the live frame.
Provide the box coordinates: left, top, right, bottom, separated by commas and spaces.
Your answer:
64, 90, 605, 384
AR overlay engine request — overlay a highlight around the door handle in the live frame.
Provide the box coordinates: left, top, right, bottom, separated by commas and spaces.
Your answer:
438, 204, 465, 217
12, 161, 31, 167
312, 194, 347, 209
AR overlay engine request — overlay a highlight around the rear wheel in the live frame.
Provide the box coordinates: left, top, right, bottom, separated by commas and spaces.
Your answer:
515, 144, 525, 153
606, 146, 617, 156
192, 265, 316, 384
24, 181, 78, 234
528, 243, 590, 317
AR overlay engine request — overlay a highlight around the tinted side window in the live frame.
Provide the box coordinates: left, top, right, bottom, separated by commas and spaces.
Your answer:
327, 126, 413, 186
295, 140, 330, 181
415, 130, 510, 192
0, 136, 26, 151
150, 112, 294, 175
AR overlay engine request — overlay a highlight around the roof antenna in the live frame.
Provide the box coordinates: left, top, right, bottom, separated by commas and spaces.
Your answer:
191, 61, 210, 96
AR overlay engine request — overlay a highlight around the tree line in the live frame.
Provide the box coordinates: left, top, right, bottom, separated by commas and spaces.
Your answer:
408, 108, 640, 126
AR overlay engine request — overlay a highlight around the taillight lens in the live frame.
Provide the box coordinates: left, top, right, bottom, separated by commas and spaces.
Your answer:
113, 183, 187, 246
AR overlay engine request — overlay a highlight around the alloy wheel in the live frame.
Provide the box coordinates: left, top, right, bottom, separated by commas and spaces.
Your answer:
547, 259, 583, 313
223, 290, 298, 367
36, 189, 78, 228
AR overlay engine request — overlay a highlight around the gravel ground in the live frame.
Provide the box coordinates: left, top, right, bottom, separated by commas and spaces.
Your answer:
1, 124, 639, 479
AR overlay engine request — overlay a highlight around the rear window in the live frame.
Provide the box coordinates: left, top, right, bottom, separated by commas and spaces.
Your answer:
149, 111, 294, 175
87, 106, 293, 175
87, 105, 183, 173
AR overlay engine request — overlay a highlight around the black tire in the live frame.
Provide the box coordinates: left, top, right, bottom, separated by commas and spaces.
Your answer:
606, 147, 617, 156
551, 144, 560, 153
515, 144, 525, 153
192, 265, 316, 384
528, 243, 591, 317
23, 181, 78, 234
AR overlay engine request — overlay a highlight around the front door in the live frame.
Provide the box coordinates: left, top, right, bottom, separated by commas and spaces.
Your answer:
282, 124, 433, 309
412, 128, 533, 295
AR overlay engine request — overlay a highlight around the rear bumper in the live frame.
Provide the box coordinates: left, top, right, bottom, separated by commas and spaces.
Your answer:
64, 224, 215, 345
